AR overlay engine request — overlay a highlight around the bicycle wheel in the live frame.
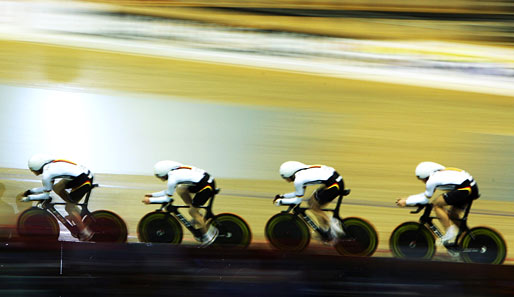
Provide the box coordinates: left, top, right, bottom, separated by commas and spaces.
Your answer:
84, 210, 128, 243
16, 207, 60, 241
265, 213, 310, 252
334, 217, 378, 257
210, 213, 252, 249
137, 211, 183, 244
389, 222, 436, 260
459, 227, 507, 265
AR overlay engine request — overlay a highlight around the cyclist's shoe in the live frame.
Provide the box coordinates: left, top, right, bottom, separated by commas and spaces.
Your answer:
441, 225, 458, 245
316, 228, 335, 245
199, 225, 219, 248
78, 229, 94, 241
447, 247, 461, 258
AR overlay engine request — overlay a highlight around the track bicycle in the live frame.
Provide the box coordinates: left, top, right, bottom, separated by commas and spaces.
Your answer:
17, 179, 128, 243
389, 200, 507, 264
265, 189, 378, 256
137, 188, 252, 248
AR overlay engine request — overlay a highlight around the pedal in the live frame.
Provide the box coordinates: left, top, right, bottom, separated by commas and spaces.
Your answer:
342, 189, 351, 196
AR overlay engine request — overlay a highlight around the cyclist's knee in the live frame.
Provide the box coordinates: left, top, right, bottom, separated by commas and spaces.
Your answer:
176, 184, 189, 195
433, 196, 447, 207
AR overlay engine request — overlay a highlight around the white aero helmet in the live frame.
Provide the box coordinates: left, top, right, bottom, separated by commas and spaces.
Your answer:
153, 160, 182, 177
415, 161, 445, 179
279, 161, 307, 178
28, 154, 55, 172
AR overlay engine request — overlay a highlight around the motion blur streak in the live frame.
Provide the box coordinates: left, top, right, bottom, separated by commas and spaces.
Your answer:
1, 242, 513, 297
0, 84, 346, 179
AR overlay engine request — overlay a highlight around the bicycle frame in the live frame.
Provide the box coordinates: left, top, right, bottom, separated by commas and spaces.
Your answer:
411, 201, 473, 245
280, 189, 350, 236
33, 182, 99, 237
155, 188, 219, 237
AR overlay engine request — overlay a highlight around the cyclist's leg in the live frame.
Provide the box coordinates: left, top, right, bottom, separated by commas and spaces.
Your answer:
65, 176, 93, 239
190, 184, 214, 233
191, 184, 218, 245
433, 194, 452, 229
53, 179, 69, 200
435, 189, 469, 243
448, 206, 465, 228
176, 184, 193, 205
54, 179, 88, 237
308, 188, 330, 230
65, 202, 87, 231
176, 184, 202, 226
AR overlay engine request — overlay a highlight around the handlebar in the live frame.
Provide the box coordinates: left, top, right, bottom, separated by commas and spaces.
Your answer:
410, 203, 430, 214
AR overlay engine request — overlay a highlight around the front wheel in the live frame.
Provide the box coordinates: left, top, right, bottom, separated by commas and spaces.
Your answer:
459, 227, 507, 265
84, 210, 128, 243
265, 213, 310, 252
389, 222, 436, 260
334, 217, 378, 257
210, 213, 252, 249
17, 207, 60, 242
137, 211, 183, 244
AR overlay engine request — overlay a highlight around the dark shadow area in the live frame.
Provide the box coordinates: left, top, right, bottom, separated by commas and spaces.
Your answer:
0, 183, 16, 241
0, 241, 512, 297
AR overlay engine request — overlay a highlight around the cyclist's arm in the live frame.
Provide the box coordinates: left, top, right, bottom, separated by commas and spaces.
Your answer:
282, 181, 305, 199
148, 188, 173, 203
28, 186, 45, 194
405, 193, 430, 206
148, 195, 172, 204
26, 171, 55, 200
148, 174, 179, 203
26, 192, 50, 201
424, 179, 438, 198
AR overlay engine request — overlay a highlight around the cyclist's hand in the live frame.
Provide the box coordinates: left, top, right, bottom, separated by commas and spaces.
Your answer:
23, 189, 32, 197
274, 195, 284, 206
142, 197, 151, 204
20, 196, 31, 202
396, 198, 407, 207
273, 194, 283, 205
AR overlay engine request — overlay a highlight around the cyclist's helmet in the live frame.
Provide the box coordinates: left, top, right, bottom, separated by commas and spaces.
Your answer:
415, 161, 445, 179
28, 154, 55, 172
279, 161, 307, 179
154, 160, 182, 178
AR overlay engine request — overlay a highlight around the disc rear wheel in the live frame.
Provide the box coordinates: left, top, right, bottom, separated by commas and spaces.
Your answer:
334, 217, 378, 256
459, 227, 506, 265
84, 210, 128, 242
210, 213, 252, 249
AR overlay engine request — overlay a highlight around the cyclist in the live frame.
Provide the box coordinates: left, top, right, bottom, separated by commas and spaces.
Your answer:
142, 160, 218, 246
274, 161, 345, 242
21, 153, 94, 241
396, 161, 479, 245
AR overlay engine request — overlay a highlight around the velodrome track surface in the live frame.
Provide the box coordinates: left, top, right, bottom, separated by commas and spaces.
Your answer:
0, 1, 514, 296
